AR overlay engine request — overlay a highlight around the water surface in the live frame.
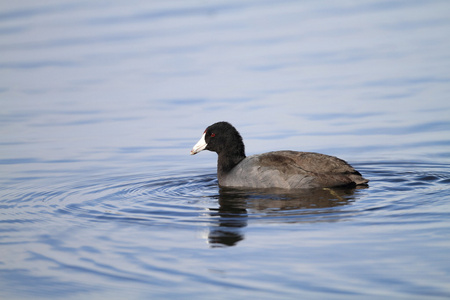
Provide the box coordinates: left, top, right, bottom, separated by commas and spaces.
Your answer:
1, 1, 450, 299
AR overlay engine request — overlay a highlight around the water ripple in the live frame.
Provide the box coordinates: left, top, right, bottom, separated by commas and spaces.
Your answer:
2, 162, 449, 232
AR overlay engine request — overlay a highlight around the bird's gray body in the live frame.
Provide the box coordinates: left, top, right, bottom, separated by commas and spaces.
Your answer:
219, 151, 368, 189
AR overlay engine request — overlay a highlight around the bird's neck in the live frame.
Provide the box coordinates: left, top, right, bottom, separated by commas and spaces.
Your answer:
217, 151, 245, 177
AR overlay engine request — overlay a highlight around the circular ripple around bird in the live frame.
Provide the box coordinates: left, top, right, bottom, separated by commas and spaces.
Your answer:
2, 162, 450, 231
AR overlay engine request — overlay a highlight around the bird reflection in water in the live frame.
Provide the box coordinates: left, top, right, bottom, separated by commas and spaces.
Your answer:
207, 186, 366, 247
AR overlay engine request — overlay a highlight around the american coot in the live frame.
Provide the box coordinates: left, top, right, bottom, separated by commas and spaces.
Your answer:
190, 121, 369, 189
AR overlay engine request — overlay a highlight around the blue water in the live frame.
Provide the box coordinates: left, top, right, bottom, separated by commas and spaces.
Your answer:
1, 1, 450, 299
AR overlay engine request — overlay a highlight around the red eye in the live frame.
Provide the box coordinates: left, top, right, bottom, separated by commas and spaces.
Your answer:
211, 133, 216, 137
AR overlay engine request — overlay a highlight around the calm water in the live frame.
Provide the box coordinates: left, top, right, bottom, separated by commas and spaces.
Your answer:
1, 1, 450, 299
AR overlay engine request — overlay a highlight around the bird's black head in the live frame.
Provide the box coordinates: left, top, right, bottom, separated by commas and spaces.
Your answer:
190, 121, 246, 172
205, 122, 245, 155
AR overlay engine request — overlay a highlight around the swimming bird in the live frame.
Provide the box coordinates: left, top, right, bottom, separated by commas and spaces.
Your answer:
191, 122, 368, 189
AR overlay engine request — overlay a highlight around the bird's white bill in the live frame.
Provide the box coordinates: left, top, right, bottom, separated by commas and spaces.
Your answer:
190, 132, 207, 155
